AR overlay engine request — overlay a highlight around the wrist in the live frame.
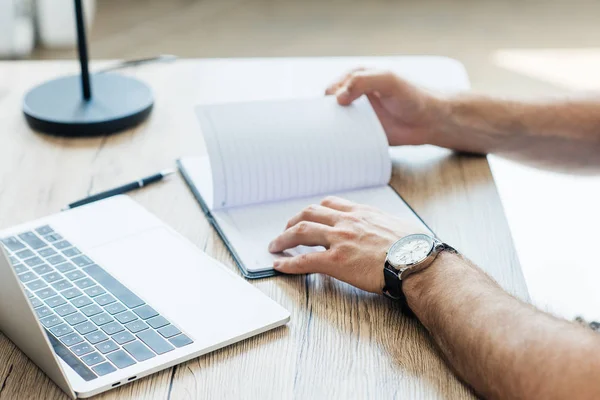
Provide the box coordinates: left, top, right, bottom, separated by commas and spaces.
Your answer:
421, 95, 453, 147
401, 251, 467, 324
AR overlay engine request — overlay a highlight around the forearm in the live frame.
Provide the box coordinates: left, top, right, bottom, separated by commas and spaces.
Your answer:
429, 96, 600, 165
403, 252, 600, 399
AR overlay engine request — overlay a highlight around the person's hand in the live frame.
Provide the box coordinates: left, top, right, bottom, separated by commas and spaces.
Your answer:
325, 68, 447, 146
268, 196, 426, 294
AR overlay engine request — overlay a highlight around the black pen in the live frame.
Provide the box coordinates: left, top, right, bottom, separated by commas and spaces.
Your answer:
64, 169, 176, 210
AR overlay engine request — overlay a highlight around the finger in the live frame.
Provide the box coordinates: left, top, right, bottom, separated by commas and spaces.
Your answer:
320, 196, 356, 212
336, 70, 397, 105
325, 67, 366, 95
285, 204, 343, 229
268, 221, 332, 253
273, 252, 329, 274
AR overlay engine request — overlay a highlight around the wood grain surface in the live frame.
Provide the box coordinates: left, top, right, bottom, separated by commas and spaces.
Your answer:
0, 59, 528, 400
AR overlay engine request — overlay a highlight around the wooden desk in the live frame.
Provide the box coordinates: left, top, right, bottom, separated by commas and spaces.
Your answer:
0, 58, 528, 400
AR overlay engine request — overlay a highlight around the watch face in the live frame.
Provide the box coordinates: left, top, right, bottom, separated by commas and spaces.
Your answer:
387, 234, 434, 268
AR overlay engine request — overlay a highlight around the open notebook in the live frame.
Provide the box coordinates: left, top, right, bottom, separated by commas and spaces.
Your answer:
178, 97, 432, 278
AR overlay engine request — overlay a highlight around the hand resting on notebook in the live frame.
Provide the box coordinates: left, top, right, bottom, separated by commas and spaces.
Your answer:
269, 195, 423, 293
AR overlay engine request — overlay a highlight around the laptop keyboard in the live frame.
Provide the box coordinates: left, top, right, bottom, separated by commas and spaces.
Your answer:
1, 225, 194, 381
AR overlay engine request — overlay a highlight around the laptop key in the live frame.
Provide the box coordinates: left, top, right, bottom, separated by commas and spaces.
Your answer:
147, 316, 170, 329
33, 264, 53, 275
45, 295, 66, 308
114, 311, 137, 324
45, 233, 63, 243
29, 297, 43, 308
40, 314, 61, 328
71, 342, 94, 356
18, 232, 46, 250
75, 278, 95, 289
13, 264, 28, 274
72, 296, 93, 308
95, 294, 116, 306
24, 256, 45, 267
61, 288, 82, 300
56, 304, 78, 318
60, 332, 84, 347
95, 339, 119, 354
53, 240, 72, 250
74, 321, 97, 335
50, 324, 74, 337
85, 331, 109, 345
63, 247, 81, 258
9, 256, 18, 265
63, 311, 86, 325
83, 264, 145, 309
38, 247, 57, 258
25, 289, 34, 298
36, 287, 57, 300
42, 272, 62, 283
157, 325, 181, 338
107, 350, 136, 369
72, 255, 94, 267
18, 272, 36, 283
92, 362, 116, 376
27, 280, 48, 292
112, 331, 135, 345
123, 341, 156, 362
101, 322, 125, 335
35, 305, 52, 318
133, 305, 158, 320
125, 320, 149, 334
65, 270, 85, 281
47, 255, 67, 265
137, 329, 174, 355
81, 304, 103, 317
81, 352, 105, 367
35, 226, 54, 236
104, 303, 126, 315
91, 313, 114, 326
85, 286, 106, 297
56, 262, 76, 274
169, 334, 193, 348
52, 279, 73, 291
16, 249, 35, 259
1, 237, 26, 251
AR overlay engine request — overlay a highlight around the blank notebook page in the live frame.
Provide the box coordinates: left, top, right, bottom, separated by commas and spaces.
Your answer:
195, 96, 391, 210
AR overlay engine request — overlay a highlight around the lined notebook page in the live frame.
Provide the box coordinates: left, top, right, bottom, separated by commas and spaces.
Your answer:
196, 97, 391, 210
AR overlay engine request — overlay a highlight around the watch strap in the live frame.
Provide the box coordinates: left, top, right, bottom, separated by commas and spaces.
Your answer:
382, 262, 403, 301
383, 261, 415, 316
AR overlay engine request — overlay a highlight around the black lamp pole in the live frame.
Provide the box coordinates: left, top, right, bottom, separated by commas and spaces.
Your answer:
74, 0, 92, 101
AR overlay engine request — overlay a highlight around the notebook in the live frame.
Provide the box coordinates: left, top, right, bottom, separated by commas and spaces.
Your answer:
178, 96, 432, 278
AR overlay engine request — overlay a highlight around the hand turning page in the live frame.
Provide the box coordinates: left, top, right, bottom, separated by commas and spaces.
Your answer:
196, 96, 392, 209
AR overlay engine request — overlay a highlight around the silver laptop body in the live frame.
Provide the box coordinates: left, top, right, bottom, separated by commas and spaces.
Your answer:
0, 195, 289, 398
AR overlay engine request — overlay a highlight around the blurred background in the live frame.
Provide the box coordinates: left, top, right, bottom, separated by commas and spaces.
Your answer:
3, 0, 600, 99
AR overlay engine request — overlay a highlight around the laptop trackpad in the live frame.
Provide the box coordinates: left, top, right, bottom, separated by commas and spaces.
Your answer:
86, 227, 280, 349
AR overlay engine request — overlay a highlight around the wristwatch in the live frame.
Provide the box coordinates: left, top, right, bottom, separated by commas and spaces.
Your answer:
382, 233, 457, 309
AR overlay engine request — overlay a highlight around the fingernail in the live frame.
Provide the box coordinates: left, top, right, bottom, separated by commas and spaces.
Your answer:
273, 260, 281, 269
268, 241, 276, 252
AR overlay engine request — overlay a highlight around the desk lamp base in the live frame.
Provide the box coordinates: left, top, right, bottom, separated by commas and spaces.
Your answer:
23, 73, 153, 137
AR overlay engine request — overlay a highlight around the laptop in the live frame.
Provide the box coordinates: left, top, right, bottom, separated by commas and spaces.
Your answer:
0, 195, 290, 398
